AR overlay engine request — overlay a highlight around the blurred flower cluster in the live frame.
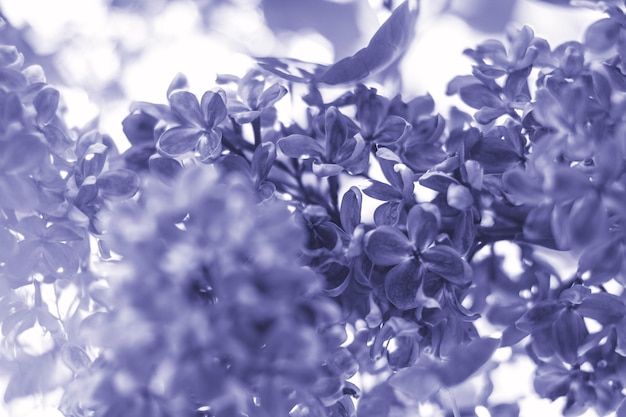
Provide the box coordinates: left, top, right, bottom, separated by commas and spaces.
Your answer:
3, 1, 626, 417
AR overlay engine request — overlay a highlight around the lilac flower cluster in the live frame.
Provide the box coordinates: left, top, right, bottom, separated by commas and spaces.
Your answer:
3, 1, 626, 417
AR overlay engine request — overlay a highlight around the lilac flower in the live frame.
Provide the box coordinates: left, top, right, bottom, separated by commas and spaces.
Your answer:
279, 106, 369, 176
157, 89, 228, 162
364, 204, 470, 310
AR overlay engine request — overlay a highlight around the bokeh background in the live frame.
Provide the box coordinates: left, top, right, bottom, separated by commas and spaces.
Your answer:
0, 0, 607, 416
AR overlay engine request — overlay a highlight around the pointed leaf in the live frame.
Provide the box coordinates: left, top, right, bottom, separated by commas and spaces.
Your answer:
364, 226, 412, 266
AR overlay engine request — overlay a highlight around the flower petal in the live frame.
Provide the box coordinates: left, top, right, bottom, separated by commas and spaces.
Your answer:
364, 226, 412, 266
421, 245, 467, 284
278, 134, 324, 159
200, 91, 227, 128
33, 87, 59, 126
168, 91, 203, 127
158, 126, 203, 157
385, 259, 424, 310
407, 205, 439, 252
196, 130, 223, 163
96, 169, 139, 200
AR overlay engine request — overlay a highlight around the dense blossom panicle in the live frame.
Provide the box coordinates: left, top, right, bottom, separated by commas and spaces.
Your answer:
5, 1, 626, 417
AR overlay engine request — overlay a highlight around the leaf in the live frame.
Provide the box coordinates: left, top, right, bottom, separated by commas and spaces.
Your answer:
421, 245, 467, 284
340, 187, 362, 235
436, 337, 500, 387
364, 226, 412, 266
385, 259, 424, 310
278, 134, 324, 159
200, 91, 227, 127
157, 126, 203, 157
318, 0, 419, 85
96, 169, 139, 199
33, 87, 59, 126
553, 309, 587, 364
